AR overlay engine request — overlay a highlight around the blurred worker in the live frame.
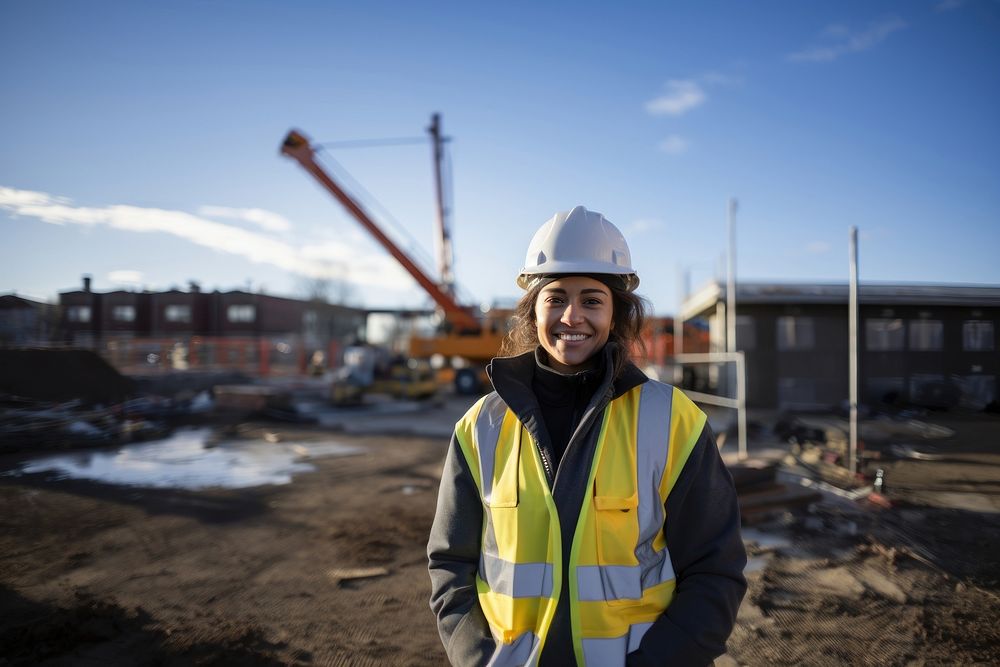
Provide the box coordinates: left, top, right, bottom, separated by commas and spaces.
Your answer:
428, 206, 747, 666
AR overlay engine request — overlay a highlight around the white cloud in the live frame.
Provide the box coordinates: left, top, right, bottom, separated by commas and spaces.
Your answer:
657, 135, 689, 155
788, 17, 907, 63
627, 218, 663, 235
198, 205, 292, 232
644, 80, 706, 116
0, 186, 69, 207
700, 70, 744, 87
108, 270, 144, 286
805, 241, 831, 254
0, 186, 412, 291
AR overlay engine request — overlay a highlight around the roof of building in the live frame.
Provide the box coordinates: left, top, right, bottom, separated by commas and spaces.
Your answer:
0, 294, 49, 310
680, 281, 1000, 320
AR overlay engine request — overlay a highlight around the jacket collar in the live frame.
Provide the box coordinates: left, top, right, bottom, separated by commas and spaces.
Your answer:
486, 343, 647, 420
532, 348, 603, 407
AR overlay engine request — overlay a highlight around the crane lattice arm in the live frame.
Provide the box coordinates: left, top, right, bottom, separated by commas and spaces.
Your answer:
281, 129, 480, 333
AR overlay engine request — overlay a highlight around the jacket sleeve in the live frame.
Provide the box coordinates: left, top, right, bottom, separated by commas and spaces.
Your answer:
627, 423, 748, 667
427, 431, 495, 666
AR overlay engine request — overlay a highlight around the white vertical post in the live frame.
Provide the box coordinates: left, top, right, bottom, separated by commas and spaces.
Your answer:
848, 226, 859, 477
736, 351, 748, 460
726, 198, 738, 354
674, 263, 685, 385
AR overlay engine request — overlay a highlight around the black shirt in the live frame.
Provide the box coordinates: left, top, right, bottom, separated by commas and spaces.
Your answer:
532, 348, 605, 467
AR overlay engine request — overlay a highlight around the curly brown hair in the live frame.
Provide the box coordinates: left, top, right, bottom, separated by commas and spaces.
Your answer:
499, 278, 649, 379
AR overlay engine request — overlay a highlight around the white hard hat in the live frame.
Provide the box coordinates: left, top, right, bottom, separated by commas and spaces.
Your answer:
517, 205, 639, 291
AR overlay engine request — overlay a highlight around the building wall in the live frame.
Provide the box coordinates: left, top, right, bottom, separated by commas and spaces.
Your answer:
735, 304, 848, 410
101, 291, 150, 337
0, 296, 55, 346
150, 291, 211, 335
59, 290, 102, 347
860, 304, 998, 410
731, 302, 999, 411
214, 292, 265, 336
56, 285, 367, 375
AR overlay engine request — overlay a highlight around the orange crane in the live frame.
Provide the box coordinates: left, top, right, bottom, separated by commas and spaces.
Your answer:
280, 120, 506, 394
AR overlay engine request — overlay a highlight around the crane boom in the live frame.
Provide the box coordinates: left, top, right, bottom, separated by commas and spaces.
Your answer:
281, 129, 480, 333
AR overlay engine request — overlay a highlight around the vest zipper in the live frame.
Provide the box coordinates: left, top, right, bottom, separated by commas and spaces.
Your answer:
535, 436, 555, 483
552, 386, 614, 492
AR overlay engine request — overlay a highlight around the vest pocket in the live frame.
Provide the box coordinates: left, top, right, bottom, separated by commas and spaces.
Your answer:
594, 492, 641, 607
486, 493, 518, 509
594, 494, 637, 512
485, 427, 521, 508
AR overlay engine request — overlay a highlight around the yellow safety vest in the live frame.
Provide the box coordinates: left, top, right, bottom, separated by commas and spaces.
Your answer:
454, 380, 706, 667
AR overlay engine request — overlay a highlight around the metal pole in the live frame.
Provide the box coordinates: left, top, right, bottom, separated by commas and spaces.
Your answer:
674, 263, 685, 385
726, 198, 738, 354
848, 226, 859, 476
736, 351, 748, 460
428, 113, 455, 295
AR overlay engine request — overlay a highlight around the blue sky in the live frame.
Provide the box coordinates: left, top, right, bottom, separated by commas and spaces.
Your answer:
2, 0, 998, 315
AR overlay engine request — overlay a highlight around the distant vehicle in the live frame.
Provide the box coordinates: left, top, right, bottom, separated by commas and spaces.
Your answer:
330, 342, 436, 405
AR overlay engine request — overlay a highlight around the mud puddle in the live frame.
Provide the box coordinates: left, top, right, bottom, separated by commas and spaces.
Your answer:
4, 427, 363, 490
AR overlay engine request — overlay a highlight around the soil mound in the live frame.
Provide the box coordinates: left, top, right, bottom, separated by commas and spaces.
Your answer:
0, 349, 134, 403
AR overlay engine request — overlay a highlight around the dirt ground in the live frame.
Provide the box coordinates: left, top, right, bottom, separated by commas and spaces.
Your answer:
1, 403, 999, 666
0, 427, 449, 666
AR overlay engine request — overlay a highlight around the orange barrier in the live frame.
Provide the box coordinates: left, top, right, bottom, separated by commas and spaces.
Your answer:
100, 336, 340, 377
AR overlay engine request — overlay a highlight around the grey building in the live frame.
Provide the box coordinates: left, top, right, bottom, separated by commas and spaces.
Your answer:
0, 294, 55, 346
680, 282, 1000, 412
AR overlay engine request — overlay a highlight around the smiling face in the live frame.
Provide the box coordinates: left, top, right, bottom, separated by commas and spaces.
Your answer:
534, 276, 613, 373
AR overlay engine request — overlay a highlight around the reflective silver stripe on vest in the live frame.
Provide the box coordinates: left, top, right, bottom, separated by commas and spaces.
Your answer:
577, 381, 676, 602
480, 553, 554, 599
487, 631, 541, 667
577, 564, 638, 601
580, 622, 653, 667
475, 393, 552, 600
635, 381, 673, 558
575, 553, 675, 602
475, 393, 508, 504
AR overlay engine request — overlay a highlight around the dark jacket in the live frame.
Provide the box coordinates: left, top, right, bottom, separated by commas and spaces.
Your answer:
427, 347, 747, 666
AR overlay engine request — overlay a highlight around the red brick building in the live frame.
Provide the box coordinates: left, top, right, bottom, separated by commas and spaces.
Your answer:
57, 278, 366, 375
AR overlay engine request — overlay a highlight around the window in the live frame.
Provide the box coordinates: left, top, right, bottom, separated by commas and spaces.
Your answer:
776, 316, 815, 350
112, 305, 136, 322
865, 318, 904, 351
735, 315, 756, 350
963, 320, 994, 351
164, 304, 191, 323
227, 304, 256, 323
909, 320, 943, 351
67, 306, 91, 323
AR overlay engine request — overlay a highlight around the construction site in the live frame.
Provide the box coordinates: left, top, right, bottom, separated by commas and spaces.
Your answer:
2, 111, 999, 666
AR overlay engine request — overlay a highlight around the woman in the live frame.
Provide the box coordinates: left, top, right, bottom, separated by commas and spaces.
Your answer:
428, 206, 746, 667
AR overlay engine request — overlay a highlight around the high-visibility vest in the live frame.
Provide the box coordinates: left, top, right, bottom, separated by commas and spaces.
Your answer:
454, 380, 706, 667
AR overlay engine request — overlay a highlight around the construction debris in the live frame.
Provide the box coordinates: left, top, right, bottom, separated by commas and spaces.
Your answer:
327, 567, 390, 585
214, 384, 315, 422
0, 395, 167, 454
729, 459, 822, 524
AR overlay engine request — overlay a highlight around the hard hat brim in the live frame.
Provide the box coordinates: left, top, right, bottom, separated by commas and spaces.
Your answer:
517, 271, 639, 292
